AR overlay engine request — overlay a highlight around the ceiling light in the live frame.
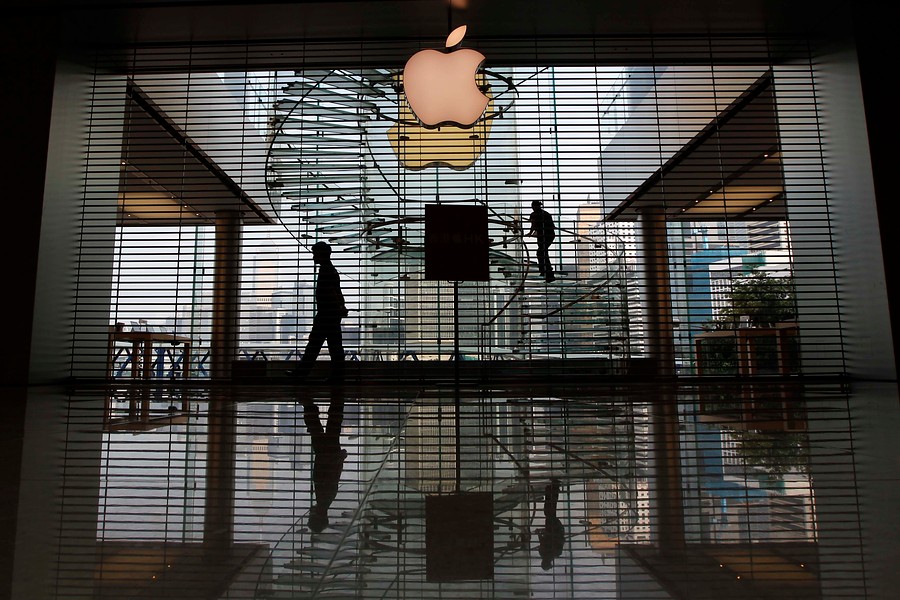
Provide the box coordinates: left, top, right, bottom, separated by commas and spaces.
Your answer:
684, 186, 782, 215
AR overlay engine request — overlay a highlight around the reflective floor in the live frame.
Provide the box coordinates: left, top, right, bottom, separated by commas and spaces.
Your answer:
12, 379, 899, 598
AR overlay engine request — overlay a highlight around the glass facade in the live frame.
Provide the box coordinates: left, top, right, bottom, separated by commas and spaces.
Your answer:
94, 59, 825, 379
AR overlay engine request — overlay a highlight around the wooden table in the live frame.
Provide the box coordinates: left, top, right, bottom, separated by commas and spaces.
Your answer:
107, 330, 193, 380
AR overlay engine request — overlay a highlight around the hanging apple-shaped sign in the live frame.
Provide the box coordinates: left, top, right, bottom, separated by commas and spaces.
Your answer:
403, 25, 490, 129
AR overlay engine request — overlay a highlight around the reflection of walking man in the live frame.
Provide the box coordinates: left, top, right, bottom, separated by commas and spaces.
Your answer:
304, 390, 347, 533
528, 200, 556, 282
538, 478, 564, 570
288, 241, 348, 382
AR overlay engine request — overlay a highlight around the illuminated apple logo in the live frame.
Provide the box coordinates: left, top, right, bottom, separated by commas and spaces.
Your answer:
403, 25, 490, 129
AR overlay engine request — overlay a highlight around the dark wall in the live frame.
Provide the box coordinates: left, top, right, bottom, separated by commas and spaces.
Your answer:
0, 10, 58, 599
1, 14, 57, 386
853, 5, 898, 383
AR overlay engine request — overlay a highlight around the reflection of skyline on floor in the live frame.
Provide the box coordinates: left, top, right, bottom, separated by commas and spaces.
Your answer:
18, 381, 892, 598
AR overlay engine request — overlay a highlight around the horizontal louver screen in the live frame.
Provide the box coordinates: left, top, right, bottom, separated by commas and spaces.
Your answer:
70, 36, 841, 380
40, 33, 869, 600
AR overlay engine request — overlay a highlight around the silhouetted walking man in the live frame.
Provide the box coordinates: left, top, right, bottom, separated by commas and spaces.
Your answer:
538, 478, 564, 570
528, 200, 556, 282
304, 389, 347, 534
288, 241, 348, 383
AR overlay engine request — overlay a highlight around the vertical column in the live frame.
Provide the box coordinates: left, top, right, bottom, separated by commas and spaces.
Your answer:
13, 56, 117, 597
204, 400, 237, 559
640, 209, 685, 553
650, 388, 686, 553
210, 211, 241, 380
774, 62, 855, 376
641, 208, 676, 377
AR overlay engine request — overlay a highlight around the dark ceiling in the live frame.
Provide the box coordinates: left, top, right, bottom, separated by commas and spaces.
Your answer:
120, 84, 272, 225
607, 72, 787, 222
8, 0, 862, 229
13, 1, 859, 47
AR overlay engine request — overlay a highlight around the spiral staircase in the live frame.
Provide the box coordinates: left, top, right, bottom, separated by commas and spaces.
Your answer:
266, 68, 631, 358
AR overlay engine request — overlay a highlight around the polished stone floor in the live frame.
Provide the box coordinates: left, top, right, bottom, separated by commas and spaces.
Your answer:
11, 379, 899, 598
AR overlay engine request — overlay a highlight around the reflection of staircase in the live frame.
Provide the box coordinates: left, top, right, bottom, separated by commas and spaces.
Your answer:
523, 407, 642, 539
255, 428, 399, 599
255, 407, 532, 599
357, 482, 530, 597
256, 490, 372, 599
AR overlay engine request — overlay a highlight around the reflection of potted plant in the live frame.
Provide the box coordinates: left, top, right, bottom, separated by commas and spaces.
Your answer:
731, 429, 808, 477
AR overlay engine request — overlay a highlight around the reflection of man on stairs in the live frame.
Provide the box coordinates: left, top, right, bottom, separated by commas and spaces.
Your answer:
538, 478, 565, 570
